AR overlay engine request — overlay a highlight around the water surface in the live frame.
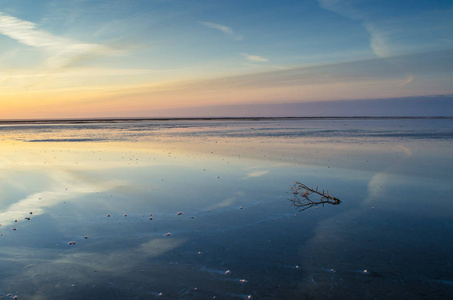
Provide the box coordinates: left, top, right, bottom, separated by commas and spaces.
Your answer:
0, 118, 452, 299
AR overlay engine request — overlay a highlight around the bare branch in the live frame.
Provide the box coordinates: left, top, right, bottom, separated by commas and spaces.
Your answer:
289, 181, 341, 211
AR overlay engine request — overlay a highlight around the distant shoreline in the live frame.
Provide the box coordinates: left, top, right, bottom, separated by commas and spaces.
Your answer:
0, 116, 452, 125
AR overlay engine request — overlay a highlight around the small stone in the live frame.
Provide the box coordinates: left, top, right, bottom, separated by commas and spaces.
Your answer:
177, 212, 182, 216
225, 270, 231, 275
107, 214, 110, 217
166, 232, 171, 236
83, 236, 88, 239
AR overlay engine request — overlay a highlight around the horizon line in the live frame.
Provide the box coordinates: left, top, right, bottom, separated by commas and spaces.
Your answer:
1, 116, 453, 124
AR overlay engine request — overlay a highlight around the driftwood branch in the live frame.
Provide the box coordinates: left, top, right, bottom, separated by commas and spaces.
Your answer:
290, 181, 341, 211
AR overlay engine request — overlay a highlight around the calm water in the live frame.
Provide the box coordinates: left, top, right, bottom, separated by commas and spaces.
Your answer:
0, 118, 452, 299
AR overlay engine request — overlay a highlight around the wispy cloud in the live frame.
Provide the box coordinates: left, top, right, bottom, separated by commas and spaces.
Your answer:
240, 53, 268, 62
363, 23, 391, 58
316, 0, 391, 58
0, 12, 116, 68
200, 21, 243, 41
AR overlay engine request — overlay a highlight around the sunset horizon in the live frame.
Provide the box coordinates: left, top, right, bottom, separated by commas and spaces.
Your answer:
1, 0, 452, 119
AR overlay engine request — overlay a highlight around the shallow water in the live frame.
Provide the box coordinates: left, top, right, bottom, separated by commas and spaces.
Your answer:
0, 118, 452, 299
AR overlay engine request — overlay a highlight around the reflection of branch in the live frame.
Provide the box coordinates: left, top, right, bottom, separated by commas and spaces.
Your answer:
290, 181, 341, 211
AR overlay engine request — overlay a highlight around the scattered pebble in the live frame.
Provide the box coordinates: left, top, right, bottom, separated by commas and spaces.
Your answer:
225, 270, 231, 275
12, 228, 16, 231
83, 236, 88, 239
25, 217, 31, 220
107, 214, 110, 217
29, 212, 33, 215
177, 212, 182, 215
363, 269, 368, 273
240, 206, 243, 209
149, 217, 153, 220
166, 232, 171, 236
124, 214, 127, 217
239, 279, 248, 284
68, 241, 76, 245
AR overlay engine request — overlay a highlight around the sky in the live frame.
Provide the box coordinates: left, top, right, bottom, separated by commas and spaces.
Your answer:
1, 0, 453, 119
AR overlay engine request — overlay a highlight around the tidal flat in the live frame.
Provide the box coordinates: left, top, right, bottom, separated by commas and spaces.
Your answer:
0, 118, 452, 299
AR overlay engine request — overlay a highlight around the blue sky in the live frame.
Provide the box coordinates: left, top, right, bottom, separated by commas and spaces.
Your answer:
1, 0, 452, 118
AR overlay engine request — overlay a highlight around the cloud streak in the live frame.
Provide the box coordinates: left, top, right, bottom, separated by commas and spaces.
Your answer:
200, 21, 243, 40
0, 12, 115, 68
316, 0, 392, 57
241, 53, 268, 62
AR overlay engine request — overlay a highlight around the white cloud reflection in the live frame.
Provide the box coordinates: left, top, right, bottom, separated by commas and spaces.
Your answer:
241, 170, 269, 180
0, 168, 124, 226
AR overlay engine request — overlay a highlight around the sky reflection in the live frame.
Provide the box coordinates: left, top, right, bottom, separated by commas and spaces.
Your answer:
0, 119, 452, 299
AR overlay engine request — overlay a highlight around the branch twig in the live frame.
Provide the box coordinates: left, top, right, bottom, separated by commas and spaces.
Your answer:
290, 181, 341, 211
